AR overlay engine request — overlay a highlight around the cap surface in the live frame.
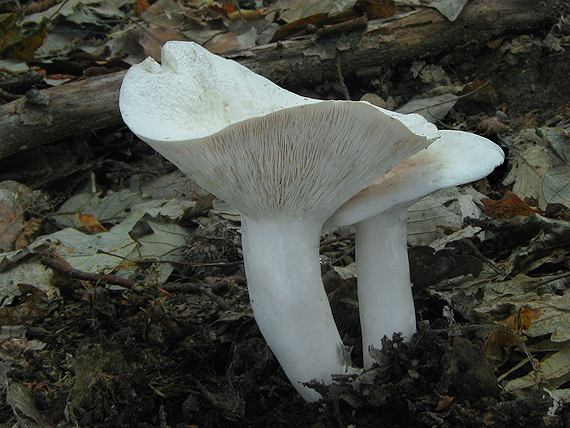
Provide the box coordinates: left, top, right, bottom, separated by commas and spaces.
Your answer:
119, 41, 319, 142
326, 130, 505, 227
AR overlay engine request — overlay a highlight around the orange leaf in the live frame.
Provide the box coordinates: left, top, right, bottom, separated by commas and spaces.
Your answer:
228, 9, 264, 21
355, 0, 397, 20
435, 395, 454, 411
75, 212, 107, 234
482, 191, 543, 219
270, 13, 329, 42
459, 79, 497, 104
209, 0, 237, 16
134, 0, 151, 16
484, 307, 533, 365
6, 27, 47, 60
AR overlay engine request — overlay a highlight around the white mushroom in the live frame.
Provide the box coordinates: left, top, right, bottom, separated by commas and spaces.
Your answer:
119, 41, 440, 401
326, 130, 505, 368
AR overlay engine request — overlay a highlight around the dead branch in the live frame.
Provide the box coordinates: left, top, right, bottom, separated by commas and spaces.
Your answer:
0, 0, 558, 159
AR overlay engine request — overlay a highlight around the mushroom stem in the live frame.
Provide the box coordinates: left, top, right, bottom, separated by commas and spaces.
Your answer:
241, 216, 354, 402
355, 205, 416, 369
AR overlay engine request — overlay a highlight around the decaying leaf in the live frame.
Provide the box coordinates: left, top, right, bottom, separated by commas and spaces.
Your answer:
0, 11, 47, 60
23, 0, 58, 15
13, 217, 42, 250
269, 0, 396, 42
512, 144, 550, 209
482, 191, 543, 218
52, 189, 147, 228
449, 336, 500, 397
408, 186, 486, 246
0, 181, 35, 252
397, 93, 458, 123
75, 212, 107, 234
435, 395, 453, 411
543, 164, 570, 206
0, 283, 58, 326
484, 307, 533, 365
540, 128, 570, 207
505, 347, 570, 393
134, 0, 151, 16
476, 116, 512, 136
270, 13, 329, 42
525, 292, 570, 343
357, 0, 397, 20
459, 79, 497, 104
6, 380, 51, 428
267, 0, 357, 23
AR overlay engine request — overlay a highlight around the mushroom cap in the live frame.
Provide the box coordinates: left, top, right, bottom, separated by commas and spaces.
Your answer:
119, 41, 441, 220
119, 41, 319, 143
326, 130, 505, 227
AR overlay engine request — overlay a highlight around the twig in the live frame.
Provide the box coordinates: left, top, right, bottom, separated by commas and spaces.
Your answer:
405, 81, 492, 115
41, 255, 136, 287
162, 280, 237, 310
527, 271, 570, 291
457, 238, 503, 274
320, 235, 355, 246
336, 56, 351, 100
316, 15, 367, 39
96, 249, 243, 268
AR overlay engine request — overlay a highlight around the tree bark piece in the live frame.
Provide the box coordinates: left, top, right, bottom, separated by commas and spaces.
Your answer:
0, 71, 125, 159
0, 0, 557, 159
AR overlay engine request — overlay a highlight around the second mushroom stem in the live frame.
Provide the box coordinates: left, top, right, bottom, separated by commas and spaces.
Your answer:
241, 216, 357, 402
355, 205, 417, 369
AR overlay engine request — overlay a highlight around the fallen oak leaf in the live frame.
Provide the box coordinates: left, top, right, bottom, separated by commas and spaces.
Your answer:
482, 191, 544, 219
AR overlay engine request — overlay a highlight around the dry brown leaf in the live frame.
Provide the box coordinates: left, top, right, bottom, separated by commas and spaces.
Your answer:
134, 0, 151, 16
435, 395, 454, 411
482, 191, 544, 218
484, 307, 533, 365
476, 116, 512, 136
140, 27, 188, 60
355, 0, 397, 20
75, 212, 107, 234
0, 182, 35, 252
270, 13, 329, 42
228, 9, 264, 21
459, 80, 497, 104
270, 0, 396, 42
209, 0, 238, 16
203, 32, 242, 54
14, 217, 42, 250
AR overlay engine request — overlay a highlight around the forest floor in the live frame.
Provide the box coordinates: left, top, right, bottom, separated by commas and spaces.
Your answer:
1, 1, 570, 427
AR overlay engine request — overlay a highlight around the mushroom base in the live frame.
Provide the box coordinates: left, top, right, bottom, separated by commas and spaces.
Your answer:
356, 206, 417, 369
